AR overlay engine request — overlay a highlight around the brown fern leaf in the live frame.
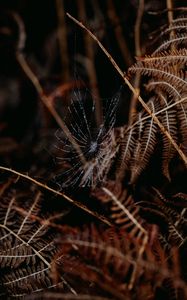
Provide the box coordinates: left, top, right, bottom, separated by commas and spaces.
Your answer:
177, 98, 187, 153
55, 224, 187, 300
27, 292, 111, 300
115, 126, 136, 181
153, 33, 187, 54
92, 181, 145, 239
126, 16, 187, 182
158, 93, 178, 180
129, 61, 187, 92
55, 226, 143, 298
153, 17, 187, 54
0, 178, 75, 298
130, 99, 159, 183
139, 188, 187, 248
139, 49, 187, 65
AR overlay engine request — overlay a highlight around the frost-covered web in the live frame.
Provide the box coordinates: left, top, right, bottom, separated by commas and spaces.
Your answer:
54, 85, 121, 188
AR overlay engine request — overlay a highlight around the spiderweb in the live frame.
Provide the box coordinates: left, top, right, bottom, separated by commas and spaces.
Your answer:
54, 85, 121, 188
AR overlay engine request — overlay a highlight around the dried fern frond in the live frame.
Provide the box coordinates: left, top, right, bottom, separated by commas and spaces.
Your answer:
27, 292, 111, 300
129, 61, 187, 91
139, 188, 187, 248
55, 224, 187, 300
158, 93, 178, 179
130, 99, 159, 183
0, 178, 75, 298
115, 126, 136, 180
126, 16, 187, 182
92, 181, 146, 240
56, 226, 143, 298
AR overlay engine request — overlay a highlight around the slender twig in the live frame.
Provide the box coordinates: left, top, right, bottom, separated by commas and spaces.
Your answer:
134, 0, 144, 58
167, 0, 174, 25
0, 165, 111, 226
55, 0, 70, 81
13, 12, 86, 164
126, 96, 187, 133
66, 13, 187, 166
13, 13, 26, 52
166, 0, 177, 74
77, 0, 102, 127
16, 53, 86, 164
128, 0, 144, 125
107, 0, 133, 67
167, 0, 175, 48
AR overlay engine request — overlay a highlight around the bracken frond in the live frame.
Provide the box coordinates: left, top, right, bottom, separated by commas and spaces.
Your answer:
0, 178, 75, 298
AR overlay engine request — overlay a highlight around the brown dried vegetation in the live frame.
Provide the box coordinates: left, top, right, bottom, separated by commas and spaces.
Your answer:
0, 1, 187, 299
